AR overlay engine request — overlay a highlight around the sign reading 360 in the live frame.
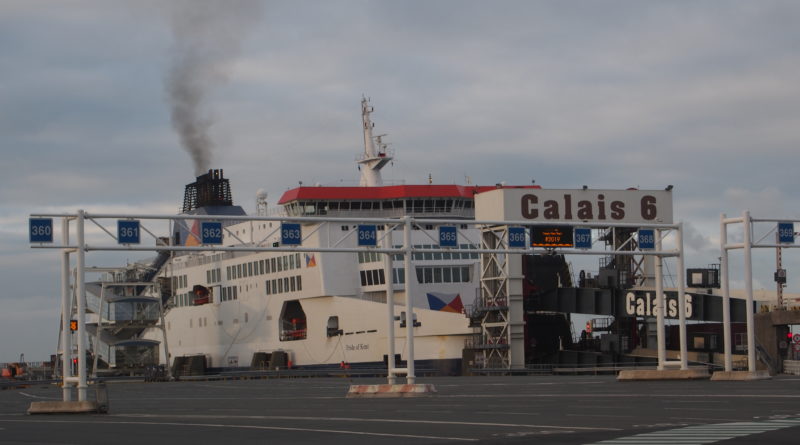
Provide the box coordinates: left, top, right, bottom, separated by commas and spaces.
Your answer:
29, 218, 53, 243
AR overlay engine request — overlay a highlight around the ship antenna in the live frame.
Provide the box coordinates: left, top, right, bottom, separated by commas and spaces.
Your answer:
357, 97, 393, 186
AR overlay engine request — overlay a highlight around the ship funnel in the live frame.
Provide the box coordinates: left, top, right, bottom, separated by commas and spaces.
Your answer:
182, 169, 234, 213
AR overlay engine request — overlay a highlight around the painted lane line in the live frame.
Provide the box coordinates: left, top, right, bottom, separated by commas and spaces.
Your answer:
585, 417, 800, 445
17, 392, 58, 400
0, 419, 476, 442
113, 413, 620, 431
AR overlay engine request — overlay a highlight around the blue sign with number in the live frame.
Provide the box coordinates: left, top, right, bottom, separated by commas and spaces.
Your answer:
281, 223, 302, 245
117, 220, 141, 244
439, 226, 458, 247
638, 229, 656, 250
574, 228, 592, 249
357, 224, 377, 247
201, 222, 223, 245
508, 227, 526, 248
778, 222, 795, 244
29, 218, 53, 243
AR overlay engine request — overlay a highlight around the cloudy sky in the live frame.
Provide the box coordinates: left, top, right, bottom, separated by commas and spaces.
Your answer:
1, 0, 799, 363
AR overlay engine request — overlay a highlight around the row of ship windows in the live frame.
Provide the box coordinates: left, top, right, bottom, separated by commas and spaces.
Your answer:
358, 244, 481, 264
224, 253, 302, 281
295, 199, 475, 213
171, 275, 188, 290
359, 266, 471, 287
265, 276, 303, 295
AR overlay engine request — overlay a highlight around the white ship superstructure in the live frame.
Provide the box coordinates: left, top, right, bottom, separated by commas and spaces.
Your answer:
131, 99, 539, 372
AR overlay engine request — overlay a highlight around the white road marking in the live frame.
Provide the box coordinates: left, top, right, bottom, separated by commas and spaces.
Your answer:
586, 418, 800, 445
0, 419, 477, 442
115, 413, 621, 431
17, 392, 57, 400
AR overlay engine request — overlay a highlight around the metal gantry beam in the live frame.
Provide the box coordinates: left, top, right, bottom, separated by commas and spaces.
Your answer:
720, 211, 800, 373
31, 211, 685, 399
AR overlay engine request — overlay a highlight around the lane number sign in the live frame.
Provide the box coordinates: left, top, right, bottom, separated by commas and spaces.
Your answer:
29, 218, 53, 243
638, 229, 656, 250
439, 226, 458, 247
357, 225, 377, 247
778, 222, 795, 244
201, 222, 223, 245
117, 220, 141, 244
574, 228, 592, 249
281, 223, 302, 246
508, 227, 527, 248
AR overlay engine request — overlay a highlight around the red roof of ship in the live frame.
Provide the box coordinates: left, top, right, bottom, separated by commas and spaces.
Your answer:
277, 184, 541, 204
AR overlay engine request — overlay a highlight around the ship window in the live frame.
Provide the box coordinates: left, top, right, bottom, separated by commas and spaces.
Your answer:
361, 201, 371, 210
283, 277, 289, 293
424, 199, 434, 212
277, 258, 282, 272
366, 270, 374, 286
283, 256, 289, 270
442, 251, 451, 260
443, 267, 452, 283
452, 267, 461, 282
233, 287, 238, 300
259, 260, 265, 275
424, 245, 433, 261
464, 200, 473, 209
435, 199, 445, 211
461, 266, 470, 281
329, 201, 339, 210
289, 254, 295, 269
248, 262, 253, 276
445, 199, 453, 211
297, 275, 302, 291
392, 269, 406, 284
266, 281, 271, 295
271, 258, 276, 272
295, 253, 301, 268
207, 270, 211, 283
433, 250, 442, 261
272, 279, 277, 293
237, 264, 242, 278
360, 270, 367, 286
290, 276, 296, 292
378, 269, 385, 285
433, 267, 442, 282
382, 201, 392, 210
278, 279, 283, 293
339, 201, 349, 210
351, 201, 361, 210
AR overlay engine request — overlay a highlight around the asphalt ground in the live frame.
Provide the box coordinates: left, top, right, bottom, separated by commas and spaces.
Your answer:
1, 375, 800, 444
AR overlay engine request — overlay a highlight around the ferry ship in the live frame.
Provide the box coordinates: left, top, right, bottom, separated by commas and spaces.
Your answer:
94, 98, 538, 375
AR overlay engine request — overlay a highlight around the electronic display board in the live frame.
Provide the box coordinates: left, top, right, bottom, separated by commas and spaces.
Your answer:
531, 225, 574, 247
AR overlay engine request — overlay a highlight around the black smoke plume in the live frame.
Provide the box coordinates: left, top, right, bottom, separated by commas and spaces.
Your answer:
165, 0, 262, 175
